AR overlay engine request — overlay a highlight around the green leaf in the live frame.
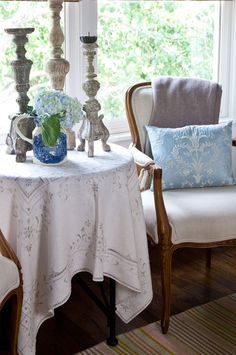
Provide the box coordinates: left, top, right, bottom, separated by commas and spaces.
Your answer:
41, 115, 60, 147
27, 105, 34, 114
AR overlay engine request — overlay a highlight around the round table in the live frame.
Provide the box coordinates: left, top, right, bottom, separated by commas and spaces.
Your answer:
0, 143, 152, 355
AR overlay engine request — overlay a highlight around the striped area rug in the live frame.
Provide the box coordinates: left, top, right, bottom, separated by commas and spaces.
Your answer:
78, 293, 236, 355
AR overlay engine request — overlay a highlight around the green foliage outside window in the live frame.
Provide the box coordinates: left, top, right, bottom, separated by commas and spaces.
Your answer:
97, 1, 216, 122
0, 1, 216, 130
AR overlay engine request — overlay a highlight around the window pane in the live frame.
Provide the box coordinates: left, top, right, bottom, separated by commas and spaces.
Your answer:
0, 3, 62, 136
97, 1, 219, 124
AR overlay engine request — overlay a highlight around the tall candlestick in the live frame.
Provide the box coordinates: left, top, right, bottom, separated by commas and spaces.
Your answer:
77, 36, 110, 157
4, 27, 35, 162
46, 0, 69, 90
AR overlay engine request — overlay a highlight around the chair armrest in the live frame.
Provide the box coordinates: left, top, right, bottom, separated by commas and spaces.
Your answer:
129, 145, 157, 190
0, 230, 21, 270
129, 145, 155, 168
143, 161, 172, 244
129, 147, 171, 244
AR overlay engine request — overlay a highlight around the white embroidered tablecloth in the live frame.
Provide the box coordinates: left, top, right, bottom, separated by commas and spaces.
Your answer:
0, 143, 152, 355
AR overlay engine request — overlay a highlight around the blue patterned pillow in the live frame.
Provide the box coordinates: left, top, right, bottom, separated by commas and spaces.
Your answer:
146, 122, 234, 190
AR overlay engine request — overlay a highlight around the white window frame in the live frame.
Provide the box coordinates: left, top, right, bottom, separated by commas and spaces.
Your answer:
224, 0, 236, 122
218, 0, 234, 120
216, 0, 236, 137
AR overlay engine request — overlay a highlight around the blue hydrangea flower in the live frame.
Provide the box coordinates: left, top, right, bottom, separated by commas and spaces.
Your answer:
34, 90, 84, 128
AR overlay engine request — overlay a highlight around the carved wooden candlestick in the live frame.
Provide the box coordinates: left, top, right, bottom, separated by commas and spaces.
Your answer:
46, 0, 70, 91
77, 36, 110, 157
46, 0, 76, 150
4, 27, 35, 162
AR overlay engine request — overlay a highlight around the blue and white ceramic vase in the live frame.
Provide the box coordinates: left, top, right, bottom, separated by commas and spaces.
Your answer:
14, 115, 67, 165
32, 126, 67, 165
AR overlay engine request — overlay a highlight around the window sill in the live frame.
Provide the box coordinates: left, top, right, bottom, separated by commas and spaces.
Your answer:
108, 131, 131, 148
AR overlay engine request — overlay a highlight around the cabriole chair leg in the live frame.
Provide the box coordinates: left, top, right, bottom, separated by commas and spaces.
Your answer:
9, 290, 23, 355
160, 246, 172, 334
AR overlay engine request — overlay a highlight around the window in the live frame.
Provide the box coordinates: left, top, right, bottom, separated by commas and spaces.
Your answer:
98, 1, 218, 128
0, 1, 235, 144
67, 0, 236, 138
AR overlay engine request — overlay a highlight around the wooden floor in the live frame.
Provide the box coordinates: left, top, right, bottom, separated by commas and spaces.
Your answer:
36, 246, 236, 355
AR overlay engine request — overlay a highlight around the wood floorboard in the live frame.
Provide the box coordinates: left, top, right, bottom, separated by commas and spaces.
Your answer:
36, 246, 236, 355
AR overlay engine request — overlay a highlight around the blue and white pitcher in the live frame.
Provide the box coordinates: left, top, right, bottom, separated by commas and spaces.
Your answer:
14, 114, 67, 165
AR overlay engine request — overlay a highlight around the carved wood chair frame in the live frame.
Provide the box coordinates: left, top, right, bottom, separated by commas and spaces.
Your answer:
125, 81, 236, 333
0, 230, 23, 355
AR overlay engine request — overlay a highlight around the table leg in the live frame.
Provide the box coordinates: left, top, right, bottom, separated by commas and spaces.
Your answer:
76, 275, 118, 346
106, 279, 118, 346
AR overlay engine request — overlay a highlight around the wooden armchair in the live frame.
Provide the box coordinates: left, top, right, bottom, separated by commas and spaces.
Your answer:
0, 230, 23, 355
125, 77, 236, 334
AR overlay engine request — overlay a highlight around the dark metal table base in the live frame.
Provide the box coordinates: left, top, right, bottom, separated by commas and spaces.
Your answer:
76, 275, 118, 346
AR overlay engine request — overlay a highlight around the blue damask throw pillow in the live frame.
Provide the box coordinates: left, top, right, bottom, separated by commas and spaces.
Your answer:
146, 121, 234, 190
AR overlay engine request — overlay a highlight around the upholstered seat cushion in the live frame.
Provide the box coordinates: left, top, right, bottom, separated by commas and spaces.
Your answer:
0, 255, 20, 304
142, 185, 236, 244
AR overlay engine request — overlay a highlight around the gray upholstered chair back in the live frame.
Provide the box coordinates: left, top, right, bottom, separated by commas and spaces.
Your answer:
129, 77, 222, 157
